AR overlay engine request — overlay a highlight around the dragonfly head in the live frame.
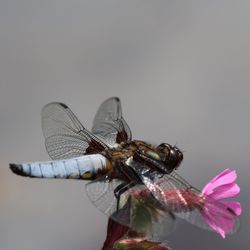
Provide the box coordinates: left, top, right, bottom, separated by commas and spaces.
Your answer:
157, 143, 183, 170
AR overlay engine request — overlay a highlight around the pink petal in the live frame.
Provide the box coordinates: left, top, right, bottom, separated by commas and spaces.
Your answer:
201, 204, 236, 238
209, 183, 240, 200
202, 169, 237, 195
221, 201, 242, 216
201, 211, 226, 238
200, 168, 241, 238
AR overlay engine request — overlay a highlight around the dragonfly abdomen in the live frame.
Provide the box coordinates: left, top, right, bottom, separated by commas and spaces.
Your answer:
10, 154, 109, 180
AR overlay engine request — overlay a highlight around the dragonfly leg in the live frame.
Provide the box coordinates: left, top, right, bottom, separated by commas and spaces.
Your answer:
114, 182, 136, 212
113, 162, 141, 211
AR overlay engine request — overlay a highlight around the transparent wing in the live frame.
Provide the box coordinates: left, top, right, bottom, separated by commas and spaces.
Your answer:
85, 175, 124, 217
91, 97, 132, 146
86, 174, 176, 239
42, 102, 108, 160
129, 160, 239, 234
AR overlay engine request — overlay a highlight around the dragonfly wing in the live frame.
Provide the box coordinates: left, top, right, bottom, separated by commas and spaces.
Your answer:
42, 102, 108, 160
86, 175, 137, 228
114, 183, 176, 239
150, 211, 176, 240
86, 174, 176, 238
85, 175, 123, 217
91, 97, 132, 146
128, 160, 239, 234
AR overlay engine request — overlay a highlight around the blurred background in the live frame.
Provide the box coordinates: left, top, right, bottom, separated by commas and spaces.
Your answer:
0, 1, 249, 249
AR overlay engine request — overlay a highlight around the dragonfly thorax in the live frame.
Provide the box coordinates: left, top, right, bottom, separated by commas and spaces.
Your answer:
103, 140, 183, 176
125, 140, 184, 174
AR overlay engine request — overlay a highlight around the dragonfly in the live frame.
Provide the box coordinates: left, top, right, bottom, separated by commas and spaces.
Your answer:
10, 97, 239, 239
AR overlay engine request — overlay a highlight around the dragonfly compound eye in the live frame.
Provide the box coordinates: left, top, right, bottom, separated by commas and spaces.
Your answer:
157, 143, 183, 169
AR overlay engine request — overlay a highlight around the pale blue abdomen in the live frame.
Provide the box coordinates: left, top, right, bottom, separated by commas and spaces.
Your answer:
10, 154, 109, 180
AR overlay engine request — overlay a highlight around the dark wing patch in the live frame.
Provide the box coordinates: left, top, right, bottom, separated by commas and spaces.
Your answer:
42, 102, 108, 160
91, 97, 132, 146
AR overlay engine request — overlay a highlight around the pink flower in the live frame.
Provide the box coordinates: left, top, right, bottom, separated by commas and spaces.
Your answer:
201, 169, 242, 238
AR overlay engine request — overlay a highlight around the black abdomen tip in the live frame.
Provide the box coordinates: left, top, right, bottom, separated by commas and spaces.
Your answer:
9, 163, 27, 176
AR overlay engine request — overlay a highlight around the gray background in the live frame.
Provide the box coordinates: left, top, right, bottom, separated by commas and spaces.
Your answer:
0, 1, 249, 250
